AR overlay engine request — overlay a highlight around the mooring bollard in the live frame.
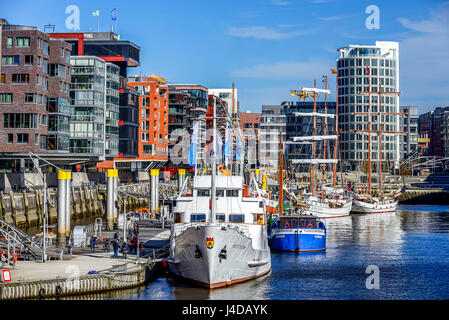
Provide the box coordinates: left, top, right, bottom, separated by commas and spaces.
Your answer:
106, 169, 118, 230
57, 170, 70, 245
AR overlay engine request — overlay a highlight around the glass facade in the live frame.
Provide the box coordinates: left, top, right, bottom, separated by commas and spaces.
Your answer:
337, 43, 400, 170
69, 56, 119, 158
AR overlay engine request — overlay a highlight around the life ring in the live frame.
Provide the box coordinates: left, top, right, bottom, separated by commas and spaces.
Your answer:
55, 285, 63, 296
285, 222, 290, 228
307, 223, 313, 228
39, 288, 46, 299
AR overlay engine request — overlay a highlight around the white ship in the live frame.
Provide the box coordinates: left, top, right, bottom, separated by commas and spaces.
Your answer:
289, 82, 352, 218
168, 175, 271, 289
167, 95, 271, 289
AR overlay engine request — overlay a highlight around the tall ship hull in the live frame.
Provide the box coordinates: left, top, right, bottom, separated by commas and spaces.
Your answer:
351, 197, 398, 214
303, 196, 352, 218
169, 223, 271, 288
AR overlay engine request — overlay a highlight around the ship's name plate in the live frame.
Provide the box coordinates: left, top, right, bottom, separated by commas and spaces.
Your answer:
232, 244, 246, 250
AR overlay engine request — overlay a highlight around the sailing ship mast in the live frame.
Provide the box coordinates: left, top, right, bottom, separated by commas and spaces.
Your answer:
311, 80, 317, 197
210, 96, 217, 224
332, 69, 338, 189
321, 76, 328, 202
354, 68, 403, 197
279, 133, 283, 216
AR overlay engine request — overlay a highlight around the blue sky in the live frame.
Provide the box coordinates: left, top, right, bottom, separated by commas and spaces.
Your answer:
2, 0, 448, 113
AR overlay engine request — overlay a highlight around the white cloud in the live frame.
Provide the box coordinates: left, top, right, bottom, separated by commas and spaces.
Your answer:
232, 60, 333, 79
397, 2, 449, 111
315, 14, 348, 21
228, 26, 313, 40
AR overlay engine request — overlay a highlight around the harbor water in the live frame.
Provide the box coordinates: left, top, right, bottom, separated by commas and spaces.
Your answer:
118, 205, 449, 300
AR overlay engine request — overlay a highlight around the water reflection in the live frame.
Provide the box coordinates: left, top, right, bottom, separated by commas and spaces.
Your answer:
58, 206, 449, 299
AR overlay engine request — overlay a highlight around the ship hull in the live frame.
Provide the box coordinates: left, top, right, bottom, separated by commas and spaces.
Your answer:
269, 228, 326, 252
168, 224, 271, 289
351, 198, 398, 214
304, 199, 353, 218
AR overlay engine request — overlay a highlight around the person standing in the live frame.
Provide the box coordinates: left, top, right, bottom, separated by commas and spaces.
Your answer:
90, 235, 97, 252
121, 242, 129, 259
67, 236, 73, 255
112, 239, 119, 258
133, 223, 139, 236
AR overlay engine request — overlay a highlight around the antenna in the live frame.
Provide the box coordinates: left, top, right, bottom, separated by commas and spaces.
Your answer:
44, 24, 55, 33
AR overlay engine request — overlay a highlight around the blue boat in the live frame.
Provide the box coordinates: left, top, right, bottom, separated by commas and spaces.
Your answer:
268, 215, 326, 252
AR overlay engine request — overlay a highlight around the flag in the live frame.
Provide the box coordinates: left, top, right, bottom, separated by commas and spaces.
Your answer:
365, 67, 370, 75
216, 131, 223, 159
188, 122, 199, 167
224, 124, 232, 159
235, 135, 242, 161
93, 10, 99, 16
111, 8, 117, 21
345, 180, 354, 195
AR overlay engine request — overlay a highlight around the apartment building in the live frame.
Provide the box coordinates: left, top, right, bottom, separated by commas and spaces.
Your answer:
0, 21, 72, 171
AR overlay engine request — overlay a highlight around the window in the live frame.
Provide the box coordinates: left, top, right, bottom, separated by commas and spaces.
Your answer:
43, 41, 49, 55
191, 214, 206, 222
16, 37, 30, 47
48, 63, 57, 77
43, 59, 48, 73
229, 214, 245, 223
0, 74, 5, 84
216, 214, 225, 222
7, 37, 13, 47
0, 93, 12, 103
37, 56, 41, 66
7, 134, 13, 144
2, 55, 20, 65
226, 190, 239, 197
17, 133, 29, 144
35, 134, 39, 145
3, 113, 37, 129
216, 189, 225, 197
41, 115, 47, 125
24, 93, 36, 103
197, 189, 210, 197
12, 74, 29, 84
24, 55, 33, 65
40, 135, 47, 150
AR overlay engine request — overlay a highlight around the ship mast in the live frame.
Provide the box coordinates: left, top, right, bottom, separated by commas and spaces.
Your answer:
279, 133, 283, 216
210, 96, 217, 224
312, 80, 317, 196
354, 76, 403, 197
332, 69, 338, 189
321, 76, 328, 203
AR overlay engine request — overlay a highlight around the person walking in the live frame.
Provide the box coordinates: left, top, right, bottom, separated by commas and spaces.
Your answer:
121, 242, 129, 259
112, 239, 119, 258
104, 239, 111, 253
130, 236, 138, 255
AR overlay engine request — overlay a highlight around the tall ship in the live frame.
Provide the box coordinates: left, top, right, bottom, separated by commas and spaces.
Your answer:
287, 77, 353, 218
350, 67, 405, 214
167, 95, 271, 289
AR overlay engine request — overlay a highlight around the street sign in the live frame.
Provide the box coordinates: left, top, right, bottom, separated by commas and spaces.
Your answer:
1, 269, 11, 282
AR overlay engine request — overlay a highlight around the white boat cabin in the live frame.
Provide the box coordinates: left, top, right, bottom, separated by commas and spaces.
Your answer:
173, 175, 265, 225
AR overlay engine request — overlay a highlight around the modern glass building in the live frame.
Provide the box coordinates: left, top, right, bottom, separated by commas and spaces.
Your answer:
69, 56, 119, 160
336, 41, 400, 171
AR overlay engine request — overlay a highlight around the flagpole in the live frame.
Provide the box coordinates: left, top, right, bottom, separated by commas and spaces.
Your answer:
116, 9, 118, 34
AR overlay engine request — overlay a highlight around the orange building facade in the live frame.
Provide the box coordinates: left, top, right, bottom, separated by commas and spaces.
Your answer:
98, 77, 168, 170
127, 77, 169, 161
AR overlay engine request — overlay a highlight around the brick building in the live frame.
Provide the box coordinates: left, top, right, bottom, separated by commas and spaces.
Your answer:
0, 21, 72, 171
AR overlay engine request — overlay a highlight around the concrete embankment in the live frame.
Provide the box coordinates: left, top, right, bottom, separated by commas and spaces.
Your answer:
0, 228, 170, 299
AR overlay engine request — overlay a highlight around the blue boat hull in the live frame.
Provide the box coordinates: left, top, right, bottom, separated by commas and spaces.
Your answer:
268, 229, 326, 252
